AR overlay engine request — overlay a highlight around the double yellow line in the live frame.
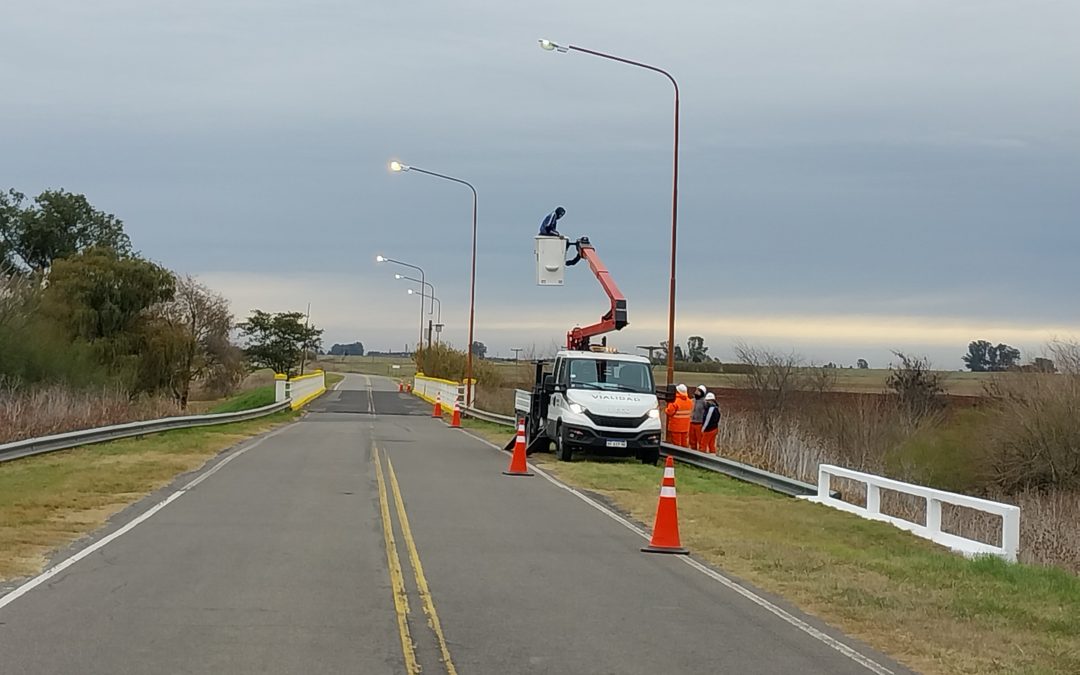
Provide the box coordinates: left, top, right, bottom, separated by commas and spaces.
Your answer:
373, 445, 457, 675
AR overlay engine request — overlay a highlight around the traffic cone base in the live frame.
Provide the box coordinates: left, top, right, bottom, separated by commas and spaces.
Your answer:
503, 419, 533, 476
642, 457, 689, 555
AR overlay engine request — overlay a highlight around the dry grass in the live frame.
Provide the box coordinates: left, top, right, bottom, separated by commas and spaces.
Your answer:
0, 412, 295, 581
532, 455, 1080, 675
0, 383, 181, 445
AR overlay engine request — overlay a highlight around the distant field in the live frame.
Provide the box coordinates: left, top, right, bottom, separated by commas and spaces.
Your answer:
664, 368, 999, 397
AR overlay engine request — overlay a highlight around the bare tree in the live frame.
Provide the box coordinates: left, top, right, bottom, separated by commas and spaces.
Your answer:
886, 352, 945, 424
152, 275, 235, 407
733, 342, 807, 433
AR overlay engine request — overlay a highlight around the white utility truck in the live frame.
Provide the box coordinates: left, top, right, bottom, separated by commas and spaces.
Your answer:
514, 349, 662, 464
515, 234, 662, 463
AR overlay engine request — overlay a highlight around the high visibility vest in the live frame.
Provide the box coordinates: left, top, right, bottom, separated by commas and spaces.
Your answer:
666, 394, 693, 433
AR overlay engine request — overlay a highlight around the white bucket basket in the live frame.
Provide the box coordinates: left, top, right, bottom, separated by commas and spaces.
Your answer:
535, 236, 566, 286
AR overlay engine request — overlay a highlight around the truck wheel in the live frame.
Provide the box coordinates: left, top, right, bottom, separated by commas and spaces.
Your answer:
555, 425, 574, 462
641, 447, 660, 465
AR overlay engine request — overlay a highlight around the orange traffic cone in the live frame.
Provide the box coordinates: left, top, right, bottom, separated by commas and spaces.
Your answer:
641, 457, 689, 554
398, 382, 403, 393
503, 419, 533, 476
450, 400, 461, 428
433, 393, 442, 418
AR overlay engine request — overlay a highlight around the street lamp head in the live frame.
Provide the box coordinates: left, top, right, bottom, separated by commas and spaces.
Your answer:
375, 255, 386, 263
394, 273, 403, 279
407, 288, 416, 295
389, 160, 410, 172
538, 39, 567, 53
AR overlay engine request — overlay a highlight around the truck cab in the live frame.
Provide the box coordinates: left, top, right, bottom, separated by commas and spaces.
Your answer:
516, 350, 662, 464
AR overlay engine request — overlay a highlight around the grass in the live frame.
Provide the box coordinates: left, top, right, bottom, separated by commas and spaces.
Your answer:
208, 384, 276, 413
458, 417, 1080, 674
324, 372, 345, 389
0, 411, 297, 582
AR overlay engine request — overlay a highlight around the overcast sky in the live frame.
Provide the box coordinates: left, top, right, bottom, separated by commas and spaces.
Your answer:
3, 0, 1078, 368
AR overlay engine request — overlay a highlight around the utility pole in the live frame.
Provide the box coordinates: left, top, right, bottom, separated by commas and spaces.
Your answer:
299, 302, 312, 375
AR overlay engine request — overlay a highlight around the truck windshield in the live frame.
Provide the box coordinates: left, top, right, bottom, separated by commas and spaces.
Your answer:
567, 359, 654, 394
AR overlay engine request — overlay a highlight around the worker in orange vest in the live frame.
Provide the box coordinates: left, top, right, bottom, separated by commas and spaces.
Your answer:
664, 383, 693, 447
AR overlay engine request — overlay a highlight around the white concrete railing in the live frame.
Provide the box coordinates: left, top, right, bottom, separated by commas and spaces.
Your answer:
274, 370, 327, 410
803, 464, 1020, 562
412, 375, 463, 408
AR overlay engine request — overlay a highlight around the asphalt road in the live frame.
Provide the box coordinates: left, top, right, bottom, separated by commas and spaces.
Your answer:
0, 374, 914, 674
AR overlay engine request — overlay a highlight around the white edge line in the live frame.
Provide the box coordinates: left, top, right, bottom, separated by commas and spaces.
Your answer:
0, 425, 291, 614
457, 428, 896, 675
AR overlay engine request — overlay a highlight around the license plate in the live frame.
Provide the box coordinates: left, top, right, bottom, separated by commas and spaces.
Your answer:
606, 440, 628, 448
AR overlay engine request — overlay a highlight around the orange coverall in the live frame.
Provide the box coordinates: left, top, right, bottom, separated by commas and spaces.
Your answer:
664, 391, 693, 447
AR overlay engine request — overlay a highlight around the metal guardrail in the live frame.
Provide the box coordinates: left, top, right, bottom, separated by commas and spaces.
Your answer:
0, 400, 292, 464
661, 443, 827, 498
461, 405, 517, 426
457, 403, 826, 498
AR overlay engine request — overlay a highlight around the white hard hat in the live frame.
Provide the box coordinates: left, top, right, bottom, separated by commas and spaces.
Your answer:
676, 383, 687, 394
697, 384, 707, 394
705, 392, 716, 401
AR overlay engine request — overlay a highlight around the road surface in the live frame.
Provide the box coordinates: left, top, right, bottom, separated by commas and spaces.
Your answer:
0, 374, 913, 674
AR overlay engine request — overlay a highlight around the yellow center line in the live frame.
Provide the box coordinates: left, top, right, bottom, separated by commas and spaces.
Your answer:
387, 457, 459, 675
373, 445, 420, 674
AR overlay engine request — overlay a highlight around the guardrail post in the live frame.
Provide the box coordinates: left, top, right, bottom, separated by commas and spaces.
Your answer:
926, 496, 941, 534
274, 374, 288, 402
817, 465, 832, 500
866, 482, 881, 516
1002, 509, 1020, 562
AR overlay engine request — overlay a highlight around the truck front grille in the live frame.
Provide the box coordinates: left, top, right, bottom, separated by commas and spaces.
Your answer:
584, 411, 649, 429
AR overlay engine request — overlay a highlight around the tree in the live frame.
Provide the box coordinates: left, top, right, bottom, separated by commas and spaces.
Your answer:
330, 341, 365, 356
856, 358, 869, 369
0, 188, 130, 273
43, 248, 174, 347
687, 336, 709, 363
470, 341, 487, 359
963, 340, 991, 372
964, 339, 1021, 372
659, 340, 686, 363
151, 275, 235, 407
989, 343, 1020, 371
239, 310, 323, 376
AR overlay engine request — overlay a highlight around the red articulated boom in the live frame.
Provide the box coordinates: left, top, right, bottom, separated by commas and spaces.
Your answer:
565, 237, 628, 350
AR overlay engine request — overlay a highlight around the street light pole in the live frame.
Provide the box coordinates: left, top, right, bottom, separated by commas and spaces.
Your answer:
538, 39, 680, 388
395, 274, 436, 317
390, 161, 479, 405
376, 255, 426, 362
407, 289, 440, 348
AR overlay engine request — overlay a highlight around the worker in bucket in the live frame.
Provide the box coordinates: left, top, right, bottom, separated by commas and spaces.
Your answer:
700, 392, 720, 454
664, 383, 693, 447
539, 206, 566, 236
689, 384, 708, 450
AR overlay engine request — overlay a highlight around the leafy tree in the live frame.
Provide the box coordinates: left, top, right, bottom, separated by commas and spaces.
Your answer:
470, 341, 487, 358
964, 339, 1021, 372
856, 358, 869, 369
0, 188, 130, 273
687, 335, 709, 363
989, 343, 1021, 371
330, 341, 365, 356
43, 248, 174, 348
239, 310, 323, 376
963, 340, 991, 372
1032, 357, 1056, 374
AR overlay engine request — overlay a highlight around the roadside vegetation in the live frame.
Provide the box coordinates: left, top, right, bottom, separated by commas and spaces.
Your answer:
1, 186, 328, 444
0, 412, 296, 581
